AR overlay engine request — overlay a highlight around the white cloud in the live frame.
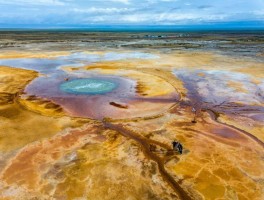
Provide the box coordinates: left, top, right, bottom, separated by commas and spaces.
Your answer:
73, 7, 133, 14
0, 0, 263, 25
88, 12, 229, 24
110, 0, 130, 5
254, 9, 264, 16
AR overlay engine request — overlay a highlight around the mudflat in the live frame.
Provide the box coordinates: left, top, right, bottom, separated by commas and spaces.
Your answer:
0, 31, 263, 200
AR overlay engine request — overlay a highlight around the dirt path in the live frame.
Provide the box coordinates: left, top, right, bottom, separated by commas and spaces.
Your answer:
103, 121, 194, 200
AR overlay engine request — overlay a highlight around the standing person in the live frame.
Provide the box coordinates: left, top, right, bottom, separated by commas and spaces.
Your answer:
192, 107, 197, 123
172, 141, 183, 154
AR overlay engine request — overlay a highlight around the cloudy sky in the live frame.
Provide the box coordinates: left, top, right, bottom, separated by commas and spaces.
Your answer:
0, 0, 263, 26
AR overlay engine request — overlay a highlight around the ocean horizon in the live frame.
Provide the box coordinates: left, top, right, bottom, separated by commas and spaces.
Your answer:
1, 21, 264, 32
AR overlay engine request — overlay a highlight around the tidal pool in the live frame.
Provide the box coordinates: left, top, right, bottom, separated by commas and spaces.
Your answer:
60, 78, 118, 95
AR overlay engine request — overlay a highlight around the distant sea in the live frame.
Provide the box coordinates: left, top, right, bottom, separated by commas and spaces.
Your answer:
0, 21, 264, 32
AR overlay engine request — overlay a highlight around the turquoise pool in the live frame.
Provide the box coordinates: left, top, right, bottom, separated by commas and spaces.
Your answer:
60, 78, 118, 95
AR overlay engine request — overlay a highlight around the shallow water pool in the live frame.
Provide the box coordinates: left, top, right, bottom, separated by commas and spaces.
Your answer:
60, 78, 118, 95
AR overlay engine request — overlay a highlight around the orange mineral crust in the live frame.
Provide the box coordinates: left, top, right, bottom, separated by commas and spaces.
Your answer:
0, 49, 263, 200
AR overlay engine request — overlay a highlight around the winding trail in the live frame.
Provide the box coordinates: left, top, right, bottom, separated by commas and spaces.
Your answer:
103, 121, 193, 200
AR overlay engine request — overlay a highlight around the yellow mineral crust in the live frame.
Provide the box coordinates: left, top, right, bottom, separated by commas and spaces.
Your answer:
226, 81, 248, 93
85, 67, 177, 97
0, 50, 263, 200
122, 107, 264, 200
219, 114, 264, 142
18, 94, 65, 117
0, 66, 91, 154
72, 60, 186, 98
0, 125, 178, 199
0, 51, 70, 59
0, 65, 38, 104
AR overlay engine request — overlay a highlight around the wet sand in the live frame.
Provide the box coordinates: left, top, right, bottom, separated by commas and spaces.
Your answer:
0, 32, 263, 200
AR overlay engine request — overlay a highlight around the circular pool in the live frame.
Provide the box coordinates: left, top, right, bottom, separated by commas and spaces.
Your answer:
60, 78, 118, 95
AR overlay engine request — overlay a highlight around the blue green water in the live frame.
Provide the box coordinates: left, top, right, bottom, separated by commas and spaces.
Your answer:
1, 22, 264, 32
60, 78, 117, 95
